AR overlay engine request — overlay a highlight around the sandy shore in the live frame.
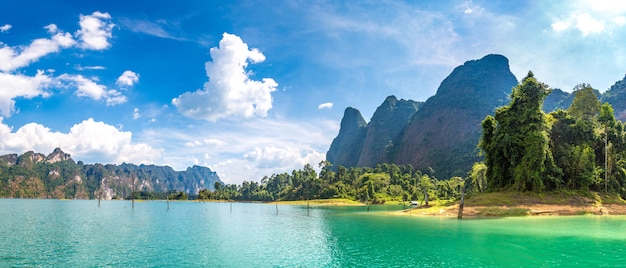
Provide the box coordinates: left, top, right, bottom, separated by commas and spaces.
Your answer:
391, 203, 626, 217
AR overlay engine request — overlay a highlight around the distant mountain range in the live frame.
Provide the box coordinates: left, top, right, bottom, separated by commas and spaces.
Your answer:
327, 54, 626, 178
0, 148, 222, 199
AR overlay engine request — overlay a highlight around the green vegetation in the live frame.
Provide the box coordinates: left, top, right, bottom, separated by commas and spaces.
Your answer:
480, 76, 626, 198
0, 151, 221, 200
197, 162, 479, 203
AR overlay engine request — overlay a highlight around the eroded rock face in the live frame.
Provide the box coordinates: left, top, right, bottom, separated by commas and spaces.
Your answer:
0, 154, 18, 166
326, 107, 368, 168
46, 148, 73, 163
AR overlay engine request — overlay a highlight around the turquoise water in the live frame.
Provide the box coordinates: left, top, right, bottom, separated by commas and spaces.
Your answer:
1, 199, 625, 267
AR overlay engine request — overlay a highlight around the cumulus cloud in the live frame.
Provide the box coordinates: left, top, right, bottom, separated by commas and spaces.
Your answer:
133, 107, 140, 119
0, 118, 161, 165
172, 33, 278, 122
116, 70, 139, 87
317, 102, 333, 109
0, 24, 11, 32
0, 70, 53, 116
76, 11, 115, 50
0, 12, 119, 118
57, 74, 127, 105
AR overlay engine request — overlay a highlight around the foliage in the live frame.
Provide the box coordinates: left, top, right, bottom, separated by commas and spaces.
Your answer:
197, 162, 476, 203
480, 72, 559, 192
0, 154, 221, 199
480, 75, 626, 198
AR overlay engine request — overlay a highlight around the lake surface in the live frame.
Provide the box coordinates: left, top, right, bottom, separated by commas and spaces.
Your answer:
1, 199, 625, 267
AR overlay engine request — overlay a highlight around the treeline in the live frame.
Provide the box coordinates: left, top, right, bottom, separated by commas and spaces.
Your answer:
480, 72, 626, 197
197, 162, 488, 203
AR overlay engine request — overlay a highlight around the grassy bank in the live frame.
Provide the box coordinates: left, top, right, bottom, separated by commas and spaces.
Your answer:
399, 190, 626, 217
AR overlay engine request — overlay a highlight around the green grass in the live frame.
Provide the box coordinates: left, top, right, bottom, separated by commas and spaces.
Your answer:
464, 189, 620, 207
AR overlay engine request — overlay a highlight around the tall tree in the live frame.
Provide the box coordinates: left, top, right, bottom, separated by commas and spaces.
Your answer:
479, 71, 561, 192
568, 83, 601, 121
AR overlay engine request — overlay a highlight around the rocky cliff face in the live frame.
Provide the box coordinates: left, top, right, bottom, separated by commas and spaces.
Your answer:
0, 149, 222, 199
46, 148, 72, 163
394, 54, 518, 177
356, 96, 420, 166
327, 54, 518, 178
326, 107, 368, 167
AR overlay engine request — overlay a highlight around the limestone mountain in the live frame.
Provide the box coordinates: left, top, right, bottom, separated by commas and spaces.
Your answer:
327, 96, 422, 168
327, 54, 518, 178
0, 148, 222, 199
543, 88, 573, 112
357, 96, 421, 166
395, 54, 518, 178
326, 107, 368, 167
602, 74, 626, 121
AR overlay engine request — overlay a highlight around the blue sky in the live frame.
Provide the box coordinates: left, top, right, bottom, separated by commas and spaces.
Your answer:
1, 0, 626, 184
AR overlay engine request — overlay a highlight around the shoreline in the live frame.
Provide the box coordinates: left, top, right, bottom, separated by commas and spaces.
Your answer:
389, 203, 626, 217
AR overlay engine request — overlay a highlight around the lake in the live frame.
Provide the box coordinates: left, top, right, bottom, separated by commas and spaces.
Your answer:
0, 199, 625, 267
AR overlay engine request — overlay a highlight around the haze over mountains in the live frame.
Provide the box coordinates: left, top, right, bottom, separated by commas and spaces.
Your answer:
327, 54, 626, 179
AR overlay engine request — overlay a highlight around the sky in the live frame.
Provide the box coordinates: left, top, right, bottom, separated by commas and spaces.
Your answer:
1, 0, 626, 184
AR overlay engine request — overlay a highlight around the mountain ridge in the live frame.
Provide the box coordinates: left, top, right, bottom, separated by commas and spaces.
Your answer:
0, 148, 222, 199
327, 54, 626, 178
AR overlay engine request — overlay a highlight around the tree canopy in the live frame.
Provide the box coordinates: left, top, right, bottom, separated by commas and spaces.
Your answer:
480, 74, 626, 197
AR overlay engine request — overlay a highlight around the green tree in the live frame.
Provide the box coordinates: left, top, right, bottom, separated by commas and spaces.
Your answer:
468, 162, 487, 193
479, 71, 561, 192
568, 83, 601, 121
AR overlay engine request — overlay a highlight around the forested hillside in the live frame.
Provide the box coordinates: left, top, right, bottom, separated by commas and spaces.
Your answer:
0, 148, 221, 199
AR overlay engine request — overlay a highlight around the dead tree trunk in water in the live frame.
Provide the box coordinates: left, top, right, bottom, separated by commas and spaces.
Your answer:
458, 181, 466, 219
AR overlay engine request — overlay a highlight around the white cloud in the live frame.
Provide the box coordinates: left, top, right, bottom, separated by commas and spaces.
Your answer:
184, 138, 227, 148
317, 102, 333, 109
140, 117, 338, 184
116, 70, 139, 87
0, 118, 161, 165
44, 24, 58, 34
118, 18, 185, 41
0, 31, 75, 72
133, 107, 140, 119
76, 11, 114, 50
575, 13, 605, 36
551, 20, 571, 32
74, 65, 105, 71
172, 33, 278, 122
0, 70, 53, 117
243, 146, 324, 169
0, 24, 11, 32
614, 16, 626, 26
57, 74, 127, 105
